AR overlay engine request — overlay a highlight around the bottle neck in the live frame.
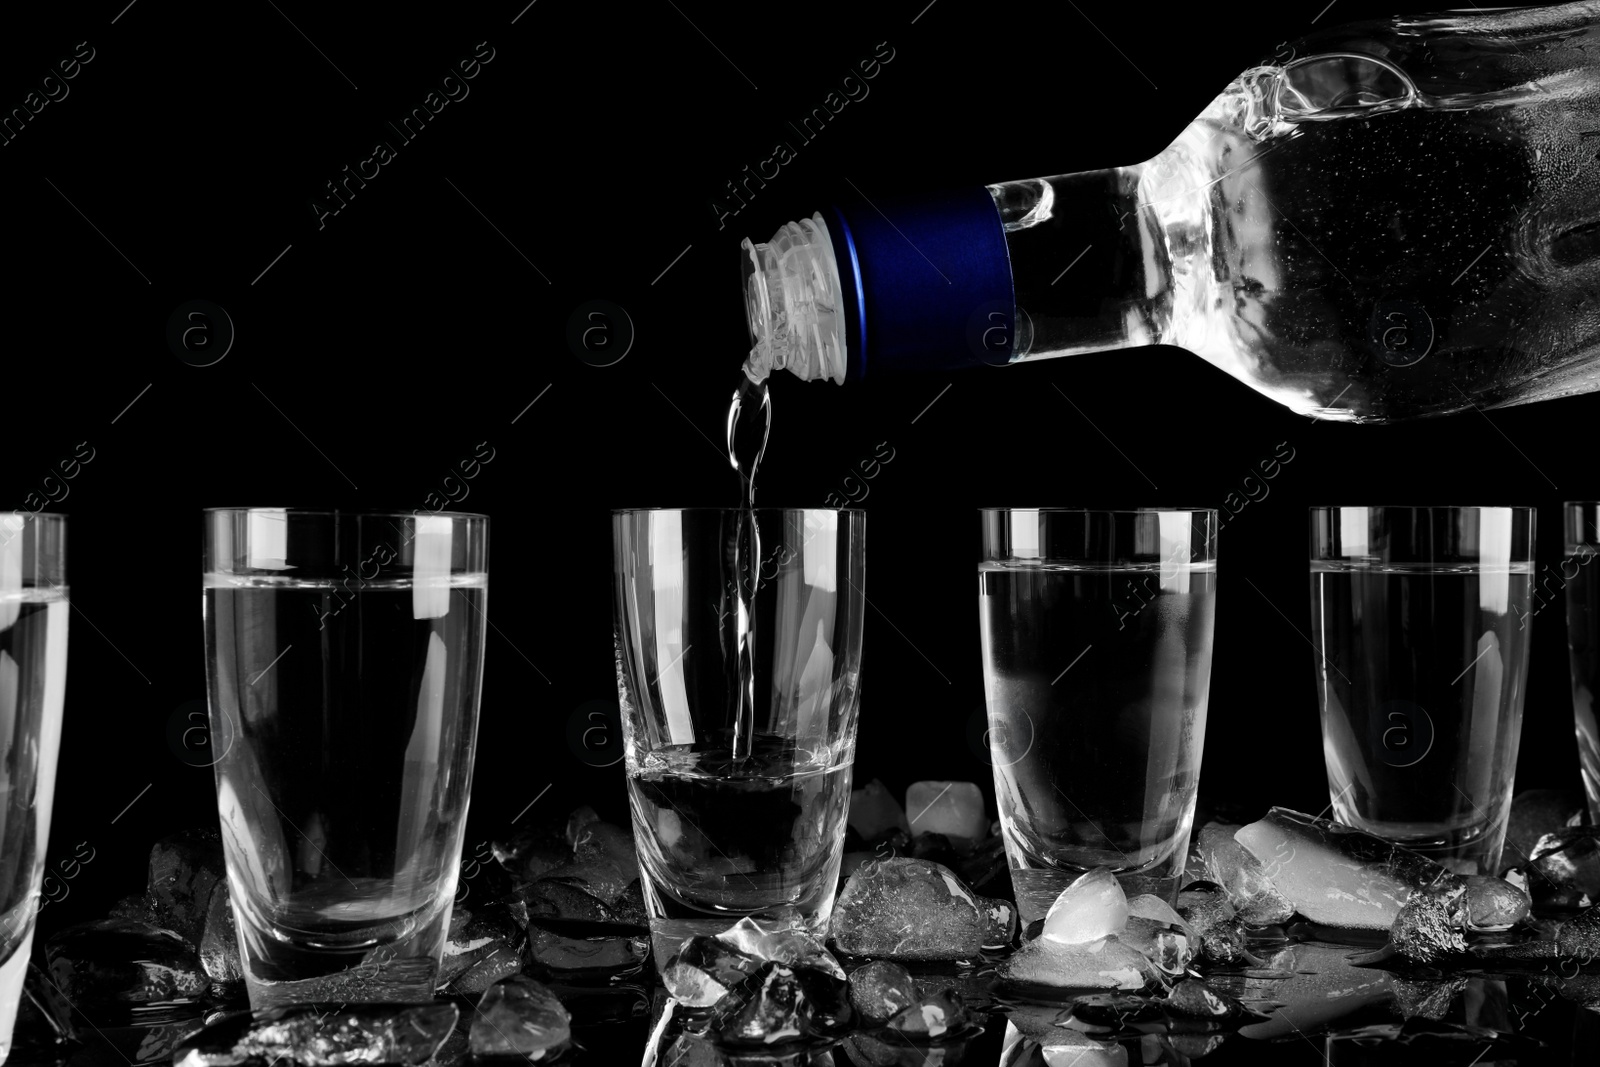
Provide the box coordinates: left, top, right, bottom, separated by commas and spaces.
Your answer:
743, 171, 1168, 382
991, 165, 1166, 365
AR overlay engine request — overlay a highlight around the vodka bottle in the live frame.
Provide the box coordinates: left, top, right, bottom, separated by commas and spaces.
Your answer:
740, 2, 1600, 422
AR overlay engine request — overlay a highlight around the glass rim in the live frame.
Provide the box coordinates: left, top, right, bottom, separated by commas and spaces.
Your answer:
1308, 504, 1535, 514
610, 506, 866, 515
0, 512, 68, 521
202, 507, 489, 521
977, 506, 1218, 515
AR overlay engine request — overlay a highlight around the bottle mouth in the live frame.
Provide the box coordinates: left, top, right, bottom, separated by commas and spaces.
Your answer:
740, 236, 776, 384
737, 214, 849, 386
740, 236, 770, 345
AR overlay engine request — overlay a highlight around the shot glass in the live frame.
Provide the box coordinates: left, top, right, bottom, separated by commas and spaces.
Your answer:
1563, 502, 1600, 824
612, 508, 864, 961
204, 508, 489, 1007
979, 508, 1218, 921
0, 514, 67, 1063
1310, 505, 1534, 875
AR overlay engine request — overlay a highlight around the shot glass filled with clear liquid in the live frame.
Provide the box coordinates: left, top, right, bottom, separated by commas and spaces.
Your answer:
612, 508, 864, 964
979, 508, 1218, 922
203, 508, 488, 1008
0, 514, 67, 1064
1310, 506, 1534, 875
1562, 502, 1600, 823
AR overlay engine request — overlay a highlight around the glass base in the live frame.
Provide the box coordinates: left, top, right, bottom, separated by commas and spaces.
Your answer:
1011, 865, 1185, 928
646, 905, 826, 971
242, 955, 439, 1010
1333, 798, 1510, 876
0, 930, 33, 1065
1341, 825, 1507, 877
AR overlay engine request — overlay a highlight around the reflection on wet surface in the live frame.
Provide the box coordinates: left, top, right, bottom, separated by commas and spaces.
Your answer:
20, 938, 1599, 1065
15, 800, 1600, 1063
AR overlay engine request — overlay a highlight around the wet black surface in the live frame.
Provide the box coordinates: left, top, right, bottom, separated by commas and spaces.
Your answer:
15, 931, 1600, 1065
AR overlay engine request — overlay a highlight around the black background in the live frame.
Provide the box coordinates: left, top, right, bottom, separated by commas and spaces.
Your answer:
1, 0, 1589, 941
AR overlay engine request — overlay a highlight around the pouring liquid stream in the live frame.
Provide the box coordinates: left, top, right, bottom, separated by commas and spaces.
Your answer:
725, 367, 771, 762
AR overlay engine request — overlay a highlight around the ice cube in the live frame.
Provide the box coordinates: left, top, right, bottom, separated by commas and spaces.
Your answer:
44, 919, 210, 1008
714, 916, 844, 979
1505, 789, 1586, 868
1391, 974, 1468, 1020
1175, 886, 1247, 965
1126, 894, 1189, 933
1061, 991, 1162, 1031
516, 879, 617, 924
1001, 934, 1161, 990
491, 816, 570, 883
660, 963, 730, 1009
905, 781, 989, 847
437, 904, 521, 989
1165, 979, 1234, 1018
525, 925, 648, 975
1039, 1030, 1129, 1067
884, 988, 968, 1038
1042, 868, 1130, 945
713, 962, 850, 1046
849, 778, 911, 843
980, 896, 1019, 949
1557, 904, 1600, 959
146, 829, 226, 950
667, 935, 763, 996
197, 883, 241, 988
1463, 875, 1530, 931
1118, 916, 1194, 975
1389, 883, 1467, 963
1195, 823, 1294, 925
847, 960, 919, 1025
174, 1003, 459, 1067
445, 946, 521, 995
1234, 807, 1460, 929
469, 975, 572, 1059
831, 858, 989, 960
1531, 827, 1600, 898
791, 966, 854, 1036
543, 815, 638, 904
609, 879, 650, 927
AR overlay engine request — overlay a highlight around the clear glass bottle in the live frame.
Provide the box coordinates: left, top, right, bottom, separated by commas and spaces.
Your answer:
741, 2, 1600, 422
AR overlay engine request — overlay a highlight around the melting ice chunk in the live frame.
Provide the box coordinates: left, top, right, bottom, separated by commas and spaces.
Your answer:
715, 916, 844, 980
1042, 868, 1131, 945
1390, 883, 1467, 963
1463, 875, 1531, 931
1195, 823, 1295, 924
905, 781, 989, 846
1040, 1030, 1130, 1066
1234, 807, 1459, 929
1125, 893, 1188, 932
849, 778, 910, 843
1001, 934, 1160, 990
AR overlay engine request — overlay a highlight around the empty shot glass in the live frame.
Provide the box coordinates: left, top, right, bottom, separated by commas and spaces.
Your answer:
204, 508, 489, 1007
979, 508, 1218, 921
612, 508, 864, 961
1563, 502, 1600, 823
1310, 505, 1534, 875
0, 514, 67, 1063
